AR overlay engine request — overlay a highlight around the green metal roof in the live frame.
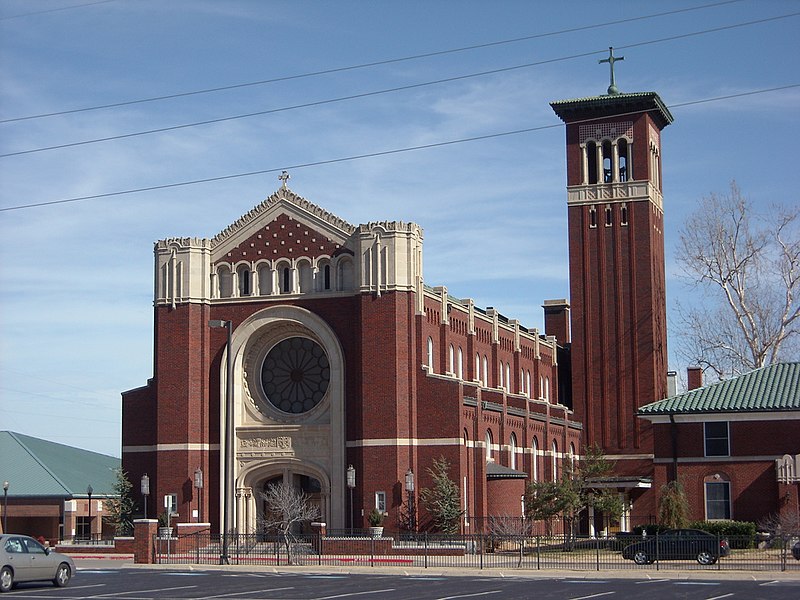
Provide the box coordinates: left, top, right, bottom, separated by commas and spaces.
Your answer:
550, 91, 674, 129
638, 363, 800, 416
0, 431, 119, 498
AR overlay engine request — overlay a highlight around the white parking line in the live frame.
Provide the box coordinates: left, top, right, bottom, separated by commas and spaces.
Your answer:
706, 594, 734, 600
437, 592, 502, 600
568, 592, 615, 600
83, 584, 198, 597
316, 590, 396, 600
195, 587, 294, 599
635, 579, 669, 584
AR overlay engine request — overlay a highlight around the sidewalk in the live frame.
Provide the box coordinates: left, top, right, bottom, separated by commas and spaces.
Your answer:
74, 556, 800, 582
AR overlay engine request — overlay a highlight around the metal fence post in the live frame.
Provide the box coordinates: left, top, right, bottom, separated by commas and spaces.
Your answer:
424, 532, 428, 569
655, 532, 660, 571
596, 536, 600, 571
536, 535, 540, 570
479, 535, 483, 570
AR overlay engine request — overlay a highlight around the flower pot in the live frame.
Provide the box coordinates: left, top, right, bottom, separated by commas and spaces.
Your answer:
368, 526, 384, 538
158, 527, 173, 539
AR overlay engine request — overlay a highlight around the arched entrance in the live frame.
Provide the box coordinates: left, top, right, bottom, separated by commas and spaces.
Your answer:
236, 459, 331, 535
216, 305, 346, 533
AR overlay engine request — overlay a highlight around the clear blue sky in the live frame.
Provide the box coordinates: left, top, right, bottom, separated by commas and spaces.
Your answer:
1, 0, 798, 457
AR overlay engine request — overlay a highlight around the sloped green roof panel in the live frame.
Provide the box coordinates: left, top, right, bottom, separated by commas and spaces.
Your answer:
639, 363, 800, 415
0, 431, 119, 498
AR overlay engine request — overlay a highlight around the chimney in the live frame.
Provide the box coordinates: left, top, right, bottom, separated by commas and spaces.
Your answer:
667, 371, 677, 397
687, 366, 703, 391
542, 299, 570, 344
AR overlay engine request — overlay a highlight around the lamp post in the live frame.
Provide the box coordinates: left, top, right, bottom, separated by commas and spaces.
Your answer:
404, 469, 415, 533
140, 474, 150, 519
194, 468, 204, 522
86, 485, 93, 542
346, 465, 355, 534
209, 318, 233, 564
2, 481, 8, 533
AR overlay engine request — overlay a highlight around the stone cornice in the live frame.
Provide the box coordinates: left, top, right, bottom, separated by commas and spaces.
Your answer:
212, 187, 355, 248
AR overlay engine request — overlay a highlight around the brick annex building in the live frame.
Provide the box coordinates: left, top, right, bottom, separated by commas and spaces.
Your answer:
122, 78, 675, 535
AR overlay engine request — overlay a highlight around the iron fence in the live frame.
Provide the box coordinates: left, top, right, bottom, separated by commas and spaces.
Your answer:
153, 531, 799, 572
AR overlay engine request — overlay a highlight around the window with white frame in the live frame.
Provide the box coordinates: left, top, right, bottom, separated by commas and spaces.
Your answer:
499, 362, 504, 388
485, 430, 493, 463
457, 347, 463, 379
427, 337, 434, 372
704, 422, 730, 457
449, 344, 455, 374
509, 433, 517, 469
532, 438, 539, 481
483, 355, 488, 386
505, 363, 511, 391
475, 353, 481, 382
375, 491, 387, 513
705, 478, 731, 520
552, 440, 558, 481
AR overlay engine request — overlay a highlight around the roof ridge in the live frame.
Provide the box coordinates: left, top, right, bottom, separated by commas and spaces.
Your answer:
8, 431, 71, 495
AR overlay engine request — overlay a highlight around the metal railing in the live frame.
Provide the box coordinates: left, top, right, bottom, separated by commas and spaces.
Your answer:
153, 532, 798, 572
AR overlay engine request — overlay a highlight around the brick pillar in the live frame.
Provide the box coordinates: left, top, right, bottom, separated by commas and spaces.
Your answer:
133, 519, 158, 564
542, 299, 570, 345
311, 521, 327, 554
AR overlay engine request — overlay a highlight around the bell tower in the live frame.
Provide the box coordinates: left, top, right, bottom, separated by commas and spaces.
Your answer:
551, 49, 673, 474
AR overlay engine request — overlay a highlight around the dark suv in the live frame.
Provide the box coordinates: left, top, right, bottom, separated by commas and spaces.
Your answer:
622, 529, 730, 565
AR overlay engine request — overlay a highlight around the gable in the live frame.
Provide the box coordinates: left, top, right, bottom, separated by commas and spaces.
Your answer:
211, 187, 355, 263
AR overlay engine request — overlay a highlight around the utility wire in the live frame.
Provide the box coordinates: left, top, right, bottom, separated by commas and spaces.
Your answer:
2, 11, 797, 160
1, 84, 795, 213
0, 0, 743, 123
0, 0, 115, 21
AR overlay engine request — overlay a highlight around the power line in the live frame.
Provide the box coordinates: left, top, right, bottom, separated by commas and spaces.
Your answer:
2, 11, 797, 160
1, 84, 795, 214
0, 0, 115, 21
0, 0, 743, 123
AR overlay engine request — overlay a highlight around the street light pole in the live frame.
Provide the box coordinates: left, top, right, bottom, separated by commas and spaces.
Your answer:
194, 468, 204, 522
209, 319, 233, 564
140, 474, 150, 519
405, 469, 415, 533
87, 485, 94, 542
346, 465, 355, 534
2, 481, 8, 533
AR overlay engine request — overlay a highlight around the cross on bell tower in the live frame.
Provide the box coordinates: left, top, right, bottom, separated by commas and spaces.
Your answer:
599, 47, 624, 95
278, 170, 291, 189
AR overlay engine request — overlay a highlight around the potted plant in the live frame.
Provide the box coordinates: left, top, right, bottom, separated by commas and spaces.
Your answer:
157, 512, 173, 539
368, 509, 385, 538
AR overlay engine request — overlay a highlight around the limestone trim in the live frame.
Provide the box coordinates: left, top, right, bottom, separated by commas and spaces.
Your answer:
566, 180, 663, 211
215, 305, 346, 530
642, 413, 800, 424
346, 437, 463, 448
122, 443, 219, 453
655, 455, 795, 464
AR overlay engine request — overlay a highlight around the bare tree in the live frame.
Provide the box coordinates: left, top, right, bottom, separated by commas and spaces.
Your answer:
675, 182, 799, 380
258, 482, 320, 564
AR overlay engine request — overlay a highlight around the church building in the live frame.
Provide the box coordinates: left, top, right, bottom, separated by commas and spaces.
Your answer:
122, 61, 674, 534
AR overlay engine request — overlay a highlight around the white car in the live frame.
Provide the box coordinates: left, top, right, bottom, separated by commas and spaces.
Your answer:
0, 534, 75, 592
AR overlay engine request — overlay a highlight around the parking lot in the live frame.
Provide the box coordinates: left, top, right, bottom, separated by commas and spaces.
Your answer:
3, 563, 800, 600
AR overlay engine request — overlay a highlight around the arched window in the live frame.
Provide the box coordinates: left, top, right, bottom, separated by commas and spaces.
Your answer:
539, 375, 544, 399
281, 266, 291, 294
427, 337, 434, 372
526, 370, 531, 398
532, 438, 539, 482
569, 443, 576, 473
475, 353, 481, 382
298, 260, 313, 293
237, 265, 251, 296
499, 362, 504, 388
483, 355, 489, 387
544, 376, 550, 401
552, 440, 558, 481
506, 363, 511, 391
323, 264, 331, 290
449, 344, 455, 374
587, 141, 598, 184
602, 140, 613, 182
509, 433, 517, 470
704, 473, 732, 520
485, 430, 493, 463
217, 264, 232, 298
457, 347, 463, 379
618, 138, 629, 181
520, 369, 525, 395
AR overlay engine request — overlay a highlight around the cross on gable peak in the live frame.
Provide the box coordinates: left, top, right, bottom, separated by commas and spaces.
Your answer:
278, 170, 291, 189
